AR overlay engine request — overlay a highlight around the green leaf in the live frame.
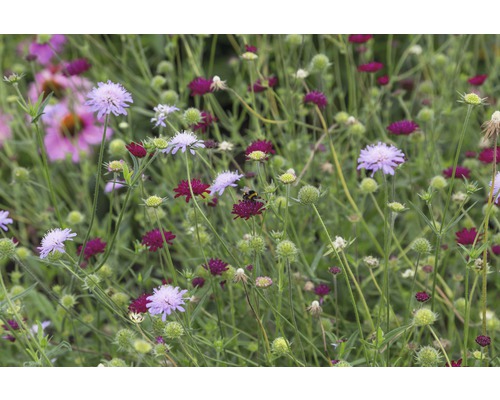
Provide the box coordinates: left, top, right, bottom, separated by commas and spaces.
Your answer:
378, 325, 410, 351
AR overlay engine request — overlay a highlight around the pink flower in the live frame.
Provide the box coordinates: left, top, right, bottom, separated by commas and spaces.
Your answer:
387, 120, 419, 135
348, 34, 373, 44
248, 76, 278, 93
0, 112, 13, 148
41, 102, 113, 163
28, 35, 66, 65
303, 91, 328, 109
358, 62, 384, 73
442, 166, 471, 180
378, 75, 389, 86
468, 74, 487, 86
455, 228, 480, 246
188, 77, 213, 96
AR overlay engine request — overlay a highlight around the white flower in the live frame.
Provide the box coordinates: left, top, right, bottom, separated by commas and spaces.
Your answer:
332, 236, 348, 251
401, 269, 415, 279
218, 141, 234, 151
210, 76, 227, 91
151, 104, 180, 128
346, 116, 357, 126
294, 69, 309, 79
409, 45, 423, 55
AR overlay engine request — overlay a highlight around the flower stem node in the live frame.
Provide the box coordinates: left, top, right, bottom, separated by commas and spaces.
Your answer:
164, 321, 185, 339
271, 337, 291, 357
298, 185, 320, 205
412, 308, 438, 326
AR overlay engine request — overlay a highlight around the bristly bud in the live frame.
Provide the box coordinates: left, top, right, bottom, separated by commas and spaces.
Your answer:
184, 107, 202, 125
286, 34, 303, 46
247, 150, 267, 162
458, 92, 487, 106
164, 321, 184, 339
331, 360, 352, 367
144, 195, 165, 208
417, 107, 434, 122
334, 111, 350, 125
107, 160, 125, 172
152, 137, 168, 150
298, 185, 320, 205
255, 276, 273, 288
276, 240, 299, 262
279, 169, 297, 184
412, 308, 438, 326
359, 178, 378, 194
115, 329, 136, 351
271, 337, 291, 356
412, 238, 432, 255
430, 175, 447, 190
475, 335, 491, 347
150, 75, 167, 90
249, 235, 265, 253
60, 294, 77, 309
160, 90, 179, 105
415, 346, 442, 367
388, 202, 407, 213
82, 274, 101, 292
3, 73, 24, 85
134, 339, 152, 354
0, 238, 17, 259
310, 54, 331, 73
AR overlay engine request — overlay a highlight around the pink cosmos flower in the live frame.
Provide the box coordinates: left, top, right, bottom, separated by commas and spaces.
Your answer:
41, 102, 113, 163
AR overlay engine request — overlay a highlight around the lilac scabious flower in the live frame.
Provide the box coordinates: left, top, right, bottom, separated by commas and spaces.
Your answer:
209, 170, 244, 196
357, 142, 405, 177
0, 210, 13, 231
163, 131, 205, 155
105, 180, 126, 193
387, 120, 419, 135
146, 285, 188, 321
304, 91, 328, 109
0, 112, 13, 147
151, 104, 180, 128
85, 80, 133, 119
28, 35, 66, 65
489, 171, 500, 202
38, 228, 77, 259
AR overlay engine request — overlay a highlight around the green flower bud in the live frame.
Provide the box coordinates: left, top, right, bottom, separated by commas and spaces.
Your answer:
272, 337, 291, 356
412, 238, 432, 255
10, 270, 23, 284
332, 360, 352, 367
12, 167, 30, 184
0, 238, 17, 259
454, 297, 466, 314
463, 93, 482, 105
157, 61, 174, 75
310, 54, 330, 73
152, 137, 168, 150
60, 294, 77, 309
276, 240, 298, 262
150, 75, 167, 90
237, 239, 251, 255
286, 34, 303, 46
347, 122, 366, 136
430, 176, 447, 190
145, 195, 164, 208
15, 247, 30, 260
97, 264, 113, 280
298, 185, 320, 205
433, 54, 448, 68
413, 308, 438, 326
66, 211, 84, 225
107, 358, 127, 367
247, 150, 267, 162
82, 274, 101, 292
415, 346, 442, 367
360, 177, 378, 194
271, 155, 286, 169
10, 285, 24, 296
108, 138, 127, 157
417, 107, 434, 122
134, 339, 152, 354
161, 90, 179, 105
183, 107, 202, 125
111, 292, 129, 307
164, 321, 184, 339
388, 202, 407, 213
279, 169, 297, 184
118, 121, 129, 130
222, 265, 236, 281
115, 329, 136, 350
334, 111, 350, 125
36, 34, 52, 44
249, 235, 265, 253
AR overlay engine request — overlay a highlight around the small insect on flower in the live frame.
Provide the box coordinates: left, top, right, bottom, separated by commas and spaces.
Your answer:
241, 186, 260, 202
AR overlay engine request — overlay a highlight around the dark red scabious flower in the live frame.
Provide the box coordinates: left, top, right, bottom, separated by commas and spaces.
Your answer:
128, 293, 151, 313
173, 179, 210, 203
478, 147, 500, 164
248, 76, 278, 93
126, 142, 147, 158
204, 139, 218, 149
231, 200, 266, 220
245, 264, 253, 271
192, 277, 205, 288
162, 278, 173, 285
387, 120, 419, 135
422, 265, 433, 274
141, 229, 176, 252
192, 111, 217, 133
445, 359, 463, 367
468, 74, 487, 86
314, 283, 331, 297
358, 62, 384, 73
203, 258, 229, 276
465, 151, 477, 158
348, 34, 373, 44
207, 197, 218, 207
245, 139, 275, 160
245, 44, 258, 53
2, 320, 21, 342
329, 266, 342, 275
188, 77, 213, 96
63, 58, 91, 76
415, 291, 430, 302
492, 245, 500, 255
378, 75, 389, 86
455, 228, 480, 245
304, 90, 328, 109
442, 166, 471, 180
475, 335, 491, 347
77, 238, 106, 261
156, 336, 165, 344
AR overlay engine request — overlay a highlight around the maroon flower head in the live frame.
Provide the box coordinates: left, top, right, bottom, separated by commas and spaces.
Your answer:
314, 283, 331, 297
63, 58, 91, 76
445, 359, 463, 367
128, 293, 151, 313
207, 197, 218, 207
465, 151, 477, 158
204, 139, 217, 149
249, 76, 278, 93
387, 120, 419, 135
468, 74, 487, 86
126, 142, 147, 158
478, 147, 500, 164
304, 90, 328, 109
475, 335, 491, 347
77, 238, 106, 261
455, 227, 480, 246
245, 44, 258, 53
442, 166, 471, 180
231, 200, 266, 220
329, 266, 342, 275
245, 264, 254, 271
492, 245, 500, 255
422, 265, 433, 274
348, 34, 373, 44
142, 229, 175, 252
188, 77, 213, 96
415, 291, 430, 302
173, 179, 210, 203
3, 319, 20, 331
203, 258, 229, 276
245, 139, 275, 159
358, 62, 384, 73
378, 75, 389, 86
192, 111, 217, 133
192, 277, 205, 288
156, 336, 165, 344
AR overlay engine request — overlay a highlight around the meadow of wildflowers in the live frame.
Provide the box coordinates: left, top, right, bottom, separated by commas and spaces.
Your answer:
2, 33, 500, 370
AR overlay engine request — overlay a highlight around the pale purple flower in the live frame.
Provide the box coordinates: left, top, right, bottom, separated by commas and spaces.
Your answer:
489, 172, 500, 202
0, 210, 13, 231
146, 285, 188, 321
105, 180, 126, 193
151, 104, 180, 128
38, 228, 77, 259
0, 112, 13, 147
28, 35, 66, 65
209, 170, 244, 196
357, 142, 405, 176
85, 80, 133, 119
30, 321, 51, 336
163, 131, 205, 155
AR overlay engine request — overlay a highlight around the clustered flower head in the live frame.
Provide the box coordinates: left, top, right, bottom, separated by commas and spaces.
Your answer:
126, 142, 147, 158
188, 77, 213, 96
141, 229, 176, 252
192, 111, 217, 133
478, 147, 500, 164
173, 179, 210, 203
38, 228, 77, 259
146, 285, 188, 321
455, 227, 480, 245
475, 335, 491, 347
151, 104, 179, 128
203, 258, 229, 276
164, 131, 205, 155
358, 62, 384, 73
348, 34, 373, 43
255, 276, 273, 288
387, 120, 419, 135
249, 76, 278, 93
314, 283, 331, 298
303, 90, 328, 109
85, 80, 133, 119
29, 34, 66, 65
468, 74, 487, 86
77, 238, 106, 261
128, 293, 151, 314
245, 140, 275, 160
63, 58, 91, 76
357, 142, 405, 177
209, 170, 244, 196
231, 200, 266, 220
415, 291, 431, 303
442, 166, 471, 180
